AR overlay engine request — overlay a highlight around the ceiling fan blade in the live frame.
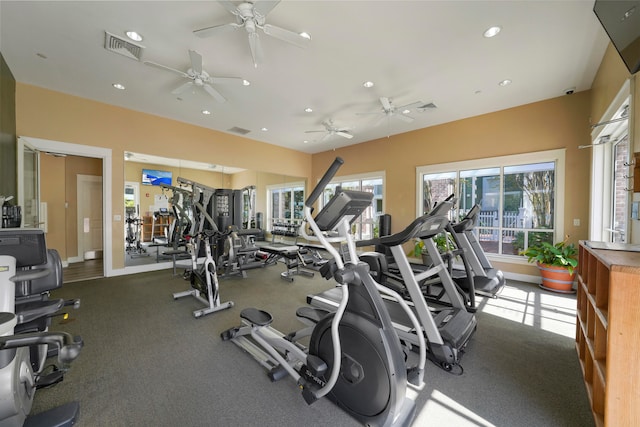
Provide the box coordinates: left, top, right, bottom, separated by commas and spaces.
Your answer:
171, 81, 195, 95
248, 32, 263, 67
379, 97, 392, 111
396, 101, 423, 111
144, 61, 190, 79
262, 24, 310, 48
395, 113, 415, 123
218, 0, 239, 14
253, 0, 280, 18
188, 50, 203, 75
193, 22, 241, 38
202, 84, 227, 103
210, 76, 247, 85
373, 115, 388, 127
304, 130, 326, 134
336, 131, 353, 139
321, 133, 332, 142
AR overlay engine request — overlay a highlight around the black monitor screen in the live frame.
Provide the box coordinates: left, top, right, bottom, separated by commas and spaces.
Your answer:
315, 190, 374, 232
0, 228, 47, 267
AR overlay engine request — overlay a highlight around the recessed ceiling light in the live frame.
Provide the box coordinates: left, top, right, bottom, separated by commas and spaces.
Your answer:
202, 110, 211, 115
483, 26, 501, 38
498, 79, 512, 87
402, 109, 411, 114
112, 83, 125, 90
242, 80, 251, 86
261, 127, 268, 131
126, 31, 143, 42
303, 140, 309, 144
304, 107, 313, 113
299, 32, 311, 40
363, 81, 374, 88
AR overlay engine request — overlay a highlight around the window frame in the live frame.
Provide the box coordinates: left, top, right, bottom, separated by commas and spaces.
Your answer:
589, 81, 631, 243
266, 181, 306, 232
416, 149, 566, 264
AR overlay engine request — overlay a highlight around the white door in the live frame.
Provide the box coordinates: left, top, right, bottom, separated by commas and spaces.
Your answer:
77, 175, 103, 259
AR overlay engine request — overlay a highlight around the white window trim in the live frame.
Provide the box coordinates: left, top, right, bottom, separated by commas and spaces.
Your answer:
589, 80, 631, 242
416, 149, 566, 265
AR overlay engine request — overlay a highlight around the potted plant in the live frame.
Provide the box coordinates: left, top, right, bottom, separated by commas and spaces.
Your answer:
409, 232, 453, 266
520, 236, 578, 293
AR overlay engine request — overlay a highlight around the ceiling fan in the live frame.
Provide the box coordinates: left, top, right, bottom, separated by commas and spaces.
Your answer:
193, 0, 311, 67
358, 97, 424, 125
305, 120, 353, 141
144, 50, 248, 103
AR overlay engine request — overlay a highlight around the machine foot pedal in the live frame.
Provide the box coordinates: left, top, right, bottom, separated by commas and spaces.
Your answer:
240, 308, 273, 326
24, 401, 80, 427
36, 367, 64, 389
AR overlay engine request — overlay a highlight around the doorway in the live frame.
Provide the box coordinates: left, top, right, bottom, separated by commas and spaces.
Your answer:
17, 136, 113, 280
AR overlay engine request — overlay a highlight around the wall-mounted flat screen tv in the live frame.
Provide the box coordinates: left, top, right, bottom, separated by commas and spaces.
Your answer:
593, 0, 640, 75
142, 169, 172, 186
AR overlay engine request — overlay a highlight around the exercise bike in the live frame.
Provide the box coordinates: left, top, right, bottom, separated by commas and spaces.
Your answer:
173, 228, 234, 318
222, 157, 424, 426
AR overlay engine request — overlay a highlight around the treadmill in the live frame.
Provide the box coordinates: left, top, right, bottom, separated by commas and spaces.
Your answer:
308, 201, 477, 372
449, 204, 505, 298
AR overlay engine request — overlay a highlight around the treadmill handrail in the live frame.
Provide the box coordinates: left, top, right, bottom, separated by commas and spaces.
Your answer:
378, 201, 453, 247
452, 204, 481, 233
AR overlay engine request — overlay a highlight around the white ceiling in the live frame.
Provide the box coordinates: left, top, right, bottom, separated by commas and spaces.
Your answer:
0, 1, 610, 155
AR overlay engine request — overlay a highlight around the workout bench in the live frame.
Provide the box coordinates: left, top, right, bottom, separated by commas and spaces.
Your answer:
259, 244, 314, 282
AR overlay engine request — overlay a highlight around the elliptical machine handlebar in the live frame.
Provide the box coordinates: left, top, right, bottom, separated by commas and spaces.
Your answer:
305, 157, 344, 208
0, 331, 83, 365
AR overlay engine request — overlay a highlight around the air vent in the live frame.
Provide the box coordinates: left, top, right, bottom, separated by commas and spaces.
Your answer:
228, 126, 251, 135
104, 31, 144, 61
417, 102, 437, 112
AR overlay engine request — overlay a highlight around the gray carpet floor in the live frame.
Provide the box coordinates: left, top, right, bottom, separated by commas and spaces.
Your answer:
31, 263, 594, 427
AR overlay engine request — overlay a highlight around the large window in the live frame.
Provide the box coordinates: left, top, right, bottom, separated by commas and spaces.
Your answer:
267, 182, 305, 232
417, 150, 565, 260
320, 172, 384, 240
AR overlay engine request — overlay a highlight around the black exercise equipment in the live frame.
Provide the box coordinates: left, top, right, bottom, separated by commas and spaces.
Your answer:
221, 157, 422, 426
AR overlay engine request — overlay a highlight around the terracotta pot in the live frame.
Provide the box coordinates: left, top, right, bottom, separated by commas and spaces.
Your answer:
537, 262, 576, 293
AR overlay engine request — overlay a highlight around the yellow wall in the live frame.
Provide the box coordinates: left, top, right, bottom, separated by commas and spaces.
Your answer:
16, 83, 312, 270
312, 92, 593, 276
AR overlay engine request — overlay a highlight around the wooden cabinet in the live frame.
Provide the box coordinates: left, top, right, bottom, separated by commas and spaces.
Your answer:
141, 214, 171, 242
576, 242, 640, 426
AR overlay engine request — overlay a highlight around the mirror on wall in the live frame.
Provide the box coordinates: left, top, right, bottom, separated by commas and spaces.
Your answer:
123, 152, 305, 268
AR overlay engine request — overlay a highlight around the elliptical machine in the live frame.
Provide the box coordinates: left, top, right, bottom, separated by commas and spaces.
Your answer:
222, 157, 423, 426
0, 228, 83, 427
